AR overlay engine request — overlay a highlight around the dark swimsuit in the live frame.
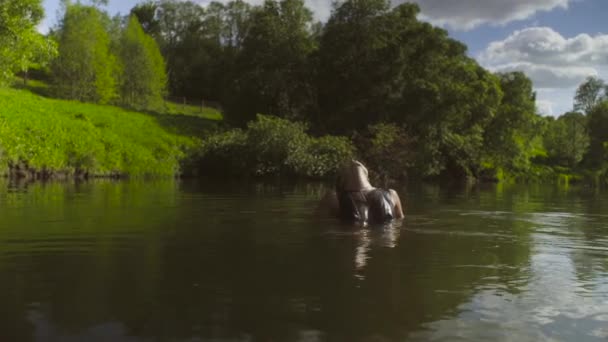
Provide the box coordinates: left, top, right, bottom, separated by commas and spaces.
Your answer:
337, 189, 395, 224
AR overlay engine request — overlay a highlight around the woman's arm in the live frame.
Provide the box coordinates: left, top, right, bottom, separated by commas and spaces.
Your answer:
389, 189, 404, 219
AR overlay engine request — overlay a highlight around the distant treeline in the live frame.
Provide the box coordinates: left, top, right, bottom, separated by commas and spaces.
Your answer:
2, 0, 608, 182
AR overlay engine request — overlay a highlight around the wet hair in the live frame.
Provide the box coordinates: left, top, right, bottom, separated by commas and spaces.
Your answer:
336, 160, 369, 193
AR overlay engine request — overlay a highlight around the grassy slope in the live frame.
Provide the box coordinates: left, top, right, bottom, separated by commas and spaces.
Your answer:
0, 87, 221, 177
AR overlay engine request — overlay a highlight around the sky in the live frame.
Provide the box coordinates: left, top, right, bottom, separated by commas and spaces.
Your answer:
41, 0, 608, 116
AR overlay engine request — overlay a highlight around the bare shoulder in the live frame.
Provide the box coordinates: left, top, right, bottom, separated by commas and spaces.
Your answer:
388, 189, 405, 218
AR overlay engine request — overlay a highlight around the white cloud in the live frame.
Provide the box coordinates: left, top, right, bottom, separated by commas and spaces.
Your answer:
479, 27, 608, 115
536, 99, 554, 116
479, 27, 608, 88
194, 0, 332, 20
193, 0, 573, 28
535, 88, 576, 117
406, 0, 570, 31
481, 27, 608, 68
492, 62, 597, 89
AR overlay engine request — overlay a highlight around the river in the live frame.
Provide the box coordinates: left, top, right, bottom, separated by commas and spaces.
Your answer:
0, 179, 607, 341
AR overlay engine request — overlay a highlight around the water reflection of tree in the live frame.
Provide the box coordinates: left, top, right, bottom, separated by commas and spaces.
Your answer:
0, 180, 175, 341
556, 185, 608, 290
0, 180, 541, 341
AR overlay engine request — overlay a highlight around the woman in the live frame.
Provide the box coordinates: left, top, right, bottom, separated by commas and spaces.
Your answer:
320, 160, 404, 224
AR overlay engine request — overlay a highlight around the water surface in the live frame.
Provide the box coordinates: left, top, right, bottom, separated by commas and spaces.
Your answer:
1, 180, 607, 341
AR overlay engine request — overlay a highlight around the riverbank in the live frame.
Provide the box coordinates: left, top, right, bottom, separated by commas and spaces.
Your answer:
4, 86, 607, 185
0, 87, 221, 179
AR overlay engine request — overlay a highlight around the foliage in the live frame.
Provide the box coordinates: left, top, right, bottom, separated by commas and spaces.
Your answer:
131, 0, 253, 103
574, 76, 607, 114
317, 0, 396, 132
355, 123, 414, 183
225, 0, 317, 125
585, 101, 608, 168
483, 72, 544, 173
0, 87, 204, 177
9, 0, 608, 183
543, 112, 589, 167
0, 0, 56, 85
129, 1, 161, 36
294, 135, 356, 178
317, 0, 502, 179
196, 115, 355, 178
118, 16, 168, 110
51, 3, 118, 104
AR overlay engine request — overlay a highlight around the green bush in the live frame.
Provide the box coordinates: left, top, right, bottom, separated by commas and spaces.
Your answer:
193, 129, 249, 176
196, 114, 355, 178
288, 136, 356, 178
246, 114, 310, 175
356, 123, 414, 183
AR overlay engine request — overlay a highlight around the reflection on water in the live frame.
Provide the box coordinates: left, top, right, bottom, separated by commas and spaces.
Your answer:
1, 180, 608, 341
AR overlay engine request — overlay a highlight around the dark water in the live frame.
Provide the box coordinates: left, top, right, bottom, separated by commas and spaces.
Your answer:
1, 179, 608, 341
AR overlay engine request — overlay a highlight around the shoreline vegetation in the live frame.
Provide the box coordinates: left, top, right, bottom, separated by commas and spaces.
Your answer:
0, 85, 220, 180
0, 83, 600, 186
2, 0, 608, 185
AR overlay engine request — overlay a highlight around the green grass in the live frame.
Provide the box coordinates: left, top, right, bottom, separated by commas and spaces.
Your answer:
0, 87, 218, 177
163, 101, 223, 121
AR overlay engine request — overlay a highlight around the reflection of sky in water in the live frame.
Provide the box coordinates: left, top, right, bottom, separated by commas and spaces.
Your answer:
411, 210, 608, 341
28, 311, 143, 342
5, 182, 608, 341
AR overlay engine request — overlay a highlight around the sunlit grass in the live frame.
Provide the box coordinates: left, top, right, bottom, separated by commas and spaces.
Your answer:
0, 87, 218, 177
163, 101, 222, 121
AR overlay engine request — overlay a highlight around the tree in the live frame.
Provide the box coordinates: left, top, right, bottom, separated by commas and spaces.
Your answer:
219, 0, 253, 50
544, 112, 589, 167
317, 0, 394, 132
483, 72, 543, 172
51, 3, 118, 104
0, 0, 56, 85
131, 0, 252, 102
118, 16, 167, 110
317, 0, 502, 178
585, 101, 608, 167
130, 1, 162, 37
225, 0, 317, 125
574, 76, 606, 114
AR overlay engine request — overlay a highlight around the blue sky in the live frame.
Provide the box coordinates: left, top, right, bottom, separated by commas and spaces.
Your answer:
41, 0, 608, 116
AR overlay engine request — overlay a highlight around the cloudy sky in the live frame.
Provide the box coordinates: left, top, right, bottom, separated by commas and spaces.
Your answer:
41, 0, 608, 116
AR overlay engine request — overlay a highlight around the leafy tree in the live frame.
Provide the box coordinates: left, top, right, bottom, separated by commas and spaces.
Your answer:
574, 76, 606, 114
483, 72, 543, 172
222, 0, 253, 50
0, 0, 56, 85
317, 0, 393, 132
205, 1, 253, 103
131, 0, 252, 102
415, 58, 502, 179
585, 101, 608, 167
544, 112, 589, 167
118, 16, 167, 110
225, 0, 317, 125
51, 3, 118, 103
318, 0, 502, 178
203, 0, 252, 50
356, 123, 414, 184
130, 1, 162, 37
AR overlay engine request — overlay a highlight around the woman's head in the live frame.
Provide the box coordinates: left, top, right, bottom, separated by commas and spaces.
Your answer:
336, 160, 374, 192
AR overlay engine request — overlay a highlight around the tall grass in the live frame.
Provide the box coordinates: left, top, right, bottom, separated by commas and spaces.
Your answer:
0, 87, 218, 177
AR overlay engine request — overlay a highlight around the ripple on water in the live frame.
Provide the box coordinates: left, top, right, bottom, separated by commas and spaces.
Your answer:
0, 232, 144, 259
